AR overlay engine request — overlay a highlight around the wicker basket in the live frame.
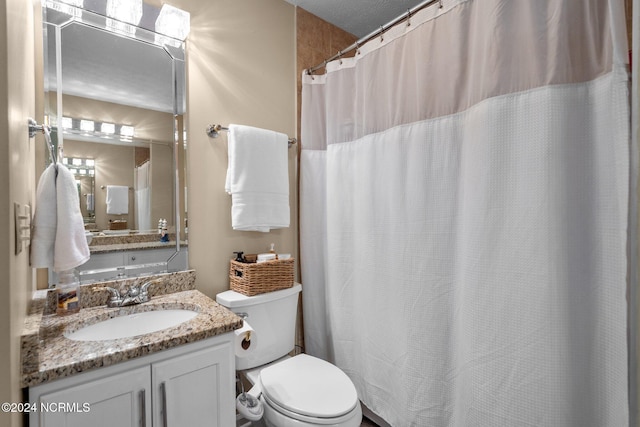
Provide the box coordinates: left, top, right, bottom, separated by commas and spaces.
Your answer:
229, 258, 294, 296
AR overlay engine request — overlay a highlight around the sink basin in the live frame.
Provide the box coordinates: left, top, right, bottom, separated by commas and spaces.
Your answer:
65, 309, 199, 341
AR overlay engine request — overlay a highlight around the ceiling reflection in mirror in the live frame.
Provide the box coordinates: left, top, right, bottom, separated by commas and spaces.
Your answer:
42, 0, 188, 284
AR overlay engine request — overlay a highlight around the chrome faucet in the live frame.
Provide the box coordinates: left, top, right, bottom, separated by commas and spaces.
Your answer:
100, 278, 163, 308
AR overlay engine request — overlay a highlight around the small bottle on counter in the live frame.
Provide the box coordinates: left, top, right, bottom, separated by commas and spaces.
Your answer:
56, 269, 80, 316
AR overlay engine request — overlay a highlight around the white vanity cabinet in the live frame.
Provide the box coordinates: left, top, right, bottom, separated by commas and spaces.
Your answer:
70, 247, 188, 283
29, 334, 235, 427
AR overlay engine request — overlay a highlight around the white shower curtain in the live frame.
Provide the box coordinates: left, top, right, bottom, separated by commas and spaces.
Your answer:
135, 161, 151, 231
300, 1, 631, 426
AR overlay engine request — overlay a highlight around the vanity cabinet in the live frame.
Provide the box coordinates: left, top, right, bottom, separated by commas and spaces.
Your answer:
29, 334, 235, 427
70, 247, 188, 283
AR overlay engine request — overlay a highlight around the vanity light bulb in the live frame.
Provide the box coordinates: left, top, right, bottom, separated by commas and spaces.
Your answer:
63, 158, 69, 165
61, 117, 73, 129
89, 170, 95, 176
106, 0, 143, 25
101, 123, 115, 134
120, 125, 135, 137
155, 4, 190, 40
86, 159, 95, 167
79, 169, 87, 175
72, 158, 82, 166
80, 120, 94, 132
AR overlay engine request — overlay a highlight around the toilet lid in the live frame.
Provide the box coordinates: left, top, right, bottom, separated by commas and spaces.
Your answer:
260, 354, 358, 419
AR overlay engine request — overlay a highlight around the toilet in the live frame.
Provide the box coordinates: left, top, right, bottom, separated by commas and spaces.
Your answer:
216, 284, 362, 427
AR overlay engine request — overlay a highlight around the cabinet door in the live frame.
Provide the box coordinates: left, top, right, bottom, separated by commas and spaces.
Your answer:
35, 366, 151, 427
125, 248, 173, 266
152, 342, 234, 427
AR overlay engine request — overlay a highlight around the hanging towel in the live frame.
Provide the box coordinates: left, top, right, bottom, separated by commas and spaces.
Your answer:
225, 124, 290, 232
31, 164, 58, 268
86, 193, 94, 211
54, 164, 90, 272
106, 185, 129, 214
31, 163, 90, 271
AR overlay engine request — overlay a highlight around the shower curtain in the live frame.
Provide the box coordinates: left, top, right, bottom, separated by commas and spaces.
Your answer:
300, 1, 631, 426
135, 161, 151, 231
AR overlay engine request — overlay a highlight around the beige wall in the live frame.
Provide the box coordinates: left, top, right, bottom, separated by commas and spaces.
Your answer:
64, 139, 135, 230
0, 0, 38, 425
150, 142, 174, 228
174, 0, 298, 298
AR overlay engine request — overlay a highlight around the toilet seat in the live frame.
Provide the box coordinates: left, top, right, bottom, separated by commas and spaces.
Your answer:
259, 354, 359, 424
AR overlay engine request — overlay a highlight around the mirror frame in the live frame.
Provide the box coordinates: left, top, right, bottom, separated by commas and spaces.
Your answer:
41, 0, 187, 284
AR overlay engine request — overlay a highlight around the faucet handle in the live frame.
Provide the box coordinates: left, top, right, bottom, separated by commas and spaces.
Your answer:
93, 286, 122, 307
140, 278, 163, 295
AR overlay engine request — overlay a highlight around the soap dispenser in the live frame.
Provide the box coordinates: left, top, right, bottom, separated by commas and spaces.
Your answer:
56, 269, 80, 315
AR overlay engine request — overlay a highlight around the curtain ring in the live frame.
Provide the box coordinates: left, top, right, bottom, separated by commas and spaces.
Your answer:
380, 25, 384, 42
439, 0, 443, 9
406, 9, 411, 27
338, 50, 343, 65
355, 41, 361, 55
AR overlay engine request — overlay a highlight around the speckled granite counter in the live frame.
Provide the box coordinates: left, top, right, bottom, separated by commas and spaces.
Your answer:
21, 270, 242, 388
88, 240, 188, 254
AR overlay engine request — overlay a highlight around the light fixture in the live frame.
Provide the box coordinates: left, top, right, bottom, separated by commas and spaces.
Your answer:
72, 158, 83, 166
120, 125, 135, 137
106, 0, 143, 25
80, 120, 94, 132
101, 123, 115, 134
61, 117, 73, 129
155, 4, 190, 41
86, 159, 95, 167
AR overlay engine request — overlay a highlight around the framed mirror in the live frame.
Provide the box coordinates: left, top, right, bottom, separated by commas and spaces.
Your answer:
41, 0, 188, 284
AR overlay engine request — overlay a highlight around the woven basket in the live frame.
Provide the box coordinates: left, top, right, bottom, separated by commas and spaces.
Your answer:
229, 258, 294, 296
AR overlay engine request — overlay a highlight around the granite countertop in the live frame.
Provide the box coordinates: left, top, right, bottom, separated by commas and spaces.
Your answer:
89, 240, 188, 254
21, 270, 242, 388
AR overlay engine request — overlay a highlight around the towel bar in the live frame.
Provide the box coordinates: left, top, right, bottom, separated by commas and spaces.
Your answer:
101, 185, 133, 190
206, 124, 297, 148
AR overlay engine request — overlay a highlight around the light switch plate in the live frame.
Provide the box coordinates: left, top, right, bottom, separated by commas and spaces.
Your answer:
14, 203, 31, 255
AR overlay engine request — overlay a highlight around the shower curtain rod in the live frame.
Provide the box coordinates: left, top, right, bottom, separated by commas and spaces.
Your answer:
206, 124, 297, 148
306, 0, 443, 75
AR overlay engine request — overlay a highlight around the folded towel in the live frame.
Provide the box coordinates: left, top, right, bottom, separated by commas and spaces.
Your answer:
31, 164, 58, 268
225, 124, 290, 232
106, 185, 129, 214
54, 164, 90, 272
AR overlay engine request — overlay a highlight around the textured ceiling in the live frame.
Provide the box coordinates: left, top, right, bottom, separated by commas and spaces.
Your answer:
284, 0, 426, 38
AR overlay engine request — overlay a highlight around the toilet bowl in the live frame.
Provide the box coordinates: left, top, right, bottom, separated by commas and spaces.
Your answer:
216, 285, 362, 426
254, 354, 362, 427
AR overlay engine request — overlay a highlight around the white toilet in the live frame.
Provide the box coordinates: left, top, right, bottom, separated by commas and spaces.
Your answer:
216, 284, 362, 427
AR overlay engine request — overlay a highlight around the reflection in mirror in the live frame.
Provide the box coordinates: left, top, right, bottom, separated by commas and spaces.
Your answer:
63, 156, 96, 225
41, 0, 189, 285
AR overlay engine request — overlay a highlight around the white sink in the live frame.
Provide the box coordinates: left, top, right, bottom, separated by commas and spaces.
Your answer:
65, 309, 199, 341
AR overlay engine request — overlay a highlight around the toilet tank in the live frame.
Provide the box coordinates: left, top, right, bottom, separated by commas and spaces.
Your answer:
216, 284, 301, 370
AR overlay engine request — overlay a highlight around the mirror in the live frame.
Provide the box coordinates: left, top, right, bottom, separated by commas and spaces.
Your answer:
42, 0, 188, 284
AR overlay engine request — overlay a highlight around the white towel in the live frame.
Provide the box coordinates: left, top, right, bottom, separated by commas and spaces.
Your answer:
225, 124, 290, 232
106, 185, 129, 214
31, 163, 90, 272
86, 193, 94, 211
31, 164, 58, 268
54, 164, 90, 272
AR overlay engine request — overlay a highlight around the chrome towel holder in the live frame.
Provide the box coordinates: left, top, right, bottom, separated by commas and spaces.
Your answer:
206, 124, 297, 148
